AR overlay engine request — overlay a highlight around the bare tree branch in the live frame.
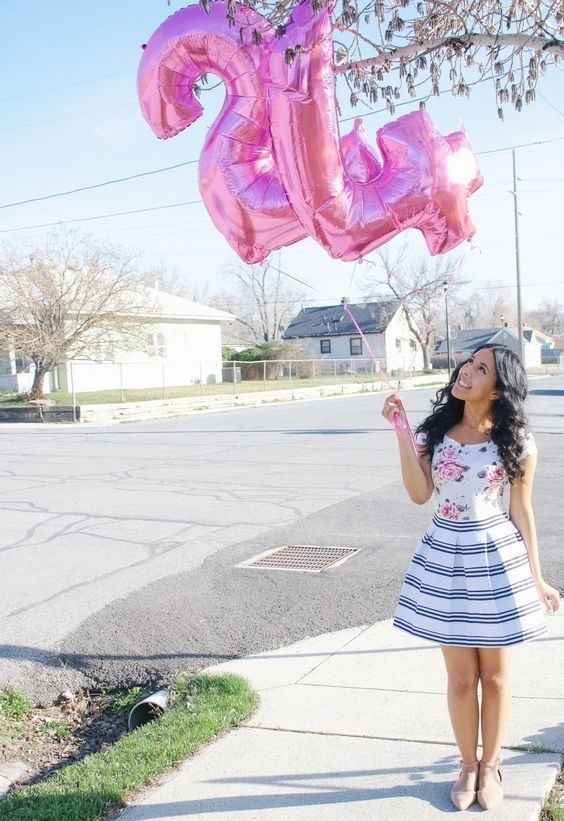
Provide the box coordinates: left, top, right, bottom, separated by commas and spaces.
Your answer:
227, 0, 564, 115
214, 262, 305, 347
362, 242, 468, 368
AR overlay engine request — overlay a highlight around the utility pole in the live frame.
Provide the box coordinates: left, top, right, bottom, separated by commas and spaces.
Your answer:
443, 281, 451, 377
512, 148, 524, 361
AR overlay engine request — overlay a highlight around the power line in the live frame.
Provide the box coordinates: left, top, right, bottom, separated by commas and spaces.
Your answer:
0, 108, 562, 230
0, 101, 135, 134
538, 90, 564, 118
476, 135, 564, 156
0, 161, 198, 210
0, 201, 203, 234
153, 277, 564, 309
0, 69, 135, 104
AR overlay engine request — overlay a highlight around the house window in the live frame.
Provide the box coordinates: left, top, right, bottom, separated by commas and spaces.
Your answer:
148, 331, 167, 358
350, 337, 362, 356
395, 338, 402, 352
409, 339, 417, 352
320, 339, 331, 354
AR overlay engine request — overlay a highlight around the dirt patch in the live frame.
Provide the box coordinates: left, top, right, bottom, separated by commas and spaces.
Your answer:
0, 689, 129, 793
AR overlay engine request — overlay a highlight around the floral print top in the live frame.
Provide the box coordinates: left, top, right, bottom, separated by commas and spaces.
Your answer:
417, 431, 537, 522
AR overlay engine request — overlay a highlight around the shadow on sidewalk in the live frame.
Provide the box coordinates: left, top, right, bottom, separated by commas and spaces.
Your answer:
121, 753, 554, 818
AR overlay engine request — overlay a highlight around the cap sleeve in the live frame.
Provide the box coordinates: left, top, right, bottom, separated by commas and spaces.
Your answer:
520, 429, 537, 461
415, 430, 429, 456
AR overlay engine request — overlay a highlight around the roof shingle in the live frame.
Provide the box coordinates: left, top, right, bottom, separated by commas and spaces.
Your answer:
283, 300, 400, 339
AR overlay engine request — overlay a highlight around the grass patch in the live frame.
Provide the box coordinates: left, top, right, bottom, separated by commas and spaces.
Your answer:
36, 721, 71, 742
0, 688, 33, 721
109, 686, 144, 715
0, 371, 450, 408
541, 766, 564, 821
0, 673, 257, 821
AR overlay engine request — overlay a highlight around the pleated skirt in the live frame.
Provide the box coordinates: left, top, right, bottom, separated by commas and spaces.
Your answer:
393, 511, 547, 647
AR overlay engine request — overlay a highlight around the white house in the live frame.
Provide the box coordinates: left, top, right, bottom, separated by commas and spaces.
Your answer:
282, 300, 424, 374
0, 288, 236, 395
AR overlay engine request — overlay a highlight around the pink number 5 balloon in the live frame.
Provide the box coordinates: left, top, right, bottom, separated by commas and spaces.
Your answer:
138, 0, 483, 263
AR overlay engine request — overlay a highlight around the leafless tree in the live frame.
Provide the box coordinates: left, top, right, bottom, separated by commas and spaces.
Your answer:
0, 232, 156, 399
362, 242, 467, 368
139, 262, 214, 304
223, 0, 564, 117
213, 261, 305, 346
524, 298, 563, 334
449, 284, 516, 330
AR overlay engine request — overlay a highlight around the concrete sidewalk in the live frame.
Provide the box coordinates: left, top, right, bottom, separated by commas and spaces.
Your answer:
119, 613, 563, 820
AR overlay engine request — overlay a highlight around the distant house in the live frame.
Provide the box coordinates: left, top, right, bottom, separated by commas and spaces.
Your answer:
0, 288, 236, 395
432, 326, 541, 369
523, 327, 562, 364
282, 300, 424, 374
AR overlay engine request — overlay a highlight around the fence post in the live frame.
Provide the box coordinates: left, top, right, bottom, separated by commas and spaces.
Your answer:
350, 358, 354, 382
312, 358, 316, 386
162, 360, 166, 400
200, 361, 203, 395
233, 360, 236, 393
333, 359, 337, 383
70, 361, 77, 422
120, 363, 124, 403
263, 360, 267, 391
289, 360, 292, 387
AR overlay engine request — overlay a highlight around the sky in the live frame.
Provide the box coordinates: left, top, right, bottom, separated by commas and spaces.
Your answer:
1, 1, 563, 318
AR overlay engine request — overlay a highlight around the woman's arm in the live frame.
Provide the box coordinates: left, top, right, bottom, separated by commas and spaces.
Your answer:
381, 394, 434, 505
509, 454, 560, 613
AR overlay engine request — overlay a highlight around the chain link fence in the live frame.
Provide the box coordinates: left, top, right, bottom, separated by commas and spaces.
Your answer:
4, 355, 563, 409
44, 357, 404, 406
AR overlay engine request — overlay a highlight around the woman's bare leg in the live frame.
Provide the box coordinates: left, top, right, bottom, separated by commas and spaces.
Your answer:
477, 646, 513, 771
441, 645, 480, 762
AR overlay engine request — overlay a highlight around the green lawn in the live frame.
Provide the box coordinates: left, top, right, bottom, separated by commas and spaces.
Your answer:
0, 674, 257, 821
0, 372, 403, 406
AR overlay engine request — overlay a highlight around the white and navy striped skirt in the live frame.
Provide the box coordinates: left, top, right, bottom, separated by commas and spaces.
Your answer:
393, 511, 547, 647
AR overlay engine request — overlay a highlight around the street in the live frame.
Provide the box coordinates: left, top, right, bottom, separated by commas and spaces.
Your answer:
1, 377, 562, 702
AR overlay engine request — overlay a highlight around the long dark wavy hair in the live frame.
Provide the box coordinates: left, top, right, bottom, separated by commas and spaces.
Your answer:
416, 344, 529, 481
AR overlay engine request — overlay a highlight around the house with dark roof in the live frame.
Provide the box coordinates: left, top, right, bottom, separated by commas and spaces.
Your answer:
282, 300, 423, 374
432, 326, 541, 369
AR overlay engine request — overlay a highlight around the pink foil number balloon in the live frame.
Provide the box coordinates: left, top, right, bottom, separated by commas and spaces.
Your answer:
138, 2, 306, 263
138, 0, 483, 263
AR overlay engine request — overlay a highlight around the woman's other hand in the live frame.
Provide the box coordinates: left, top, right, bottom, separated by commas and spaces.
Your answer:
535, 579, 561, 613
382, 393, 407, 427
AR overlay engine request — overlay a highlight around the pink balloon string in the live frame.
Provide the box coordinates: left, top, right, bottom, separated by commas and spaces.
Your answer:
340, 298, 418, 451
261, 255, 445, 456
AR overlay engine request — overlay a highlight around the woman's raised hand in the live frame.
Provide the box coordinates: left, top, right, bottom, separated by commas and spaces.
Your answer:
382, 393, 407, 427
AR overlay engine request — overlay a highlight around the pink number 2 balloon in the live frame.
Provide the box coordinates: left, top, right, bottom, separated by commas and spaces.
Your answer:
138, 1, 483, 264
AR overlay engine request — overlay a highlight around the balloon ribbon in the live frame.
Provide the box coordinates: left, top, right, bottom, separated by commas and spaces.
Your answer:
340, 298, 418, 452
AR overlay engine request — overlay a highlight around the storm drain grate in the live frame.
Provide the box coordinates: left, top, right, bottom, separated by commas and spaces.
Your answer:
238, 544, 359, 573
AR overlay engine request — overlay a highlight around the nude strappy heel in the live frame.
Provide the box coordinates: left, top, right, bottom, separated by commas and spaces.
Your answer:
450, 759, 479, 810
477, 759, 503, 810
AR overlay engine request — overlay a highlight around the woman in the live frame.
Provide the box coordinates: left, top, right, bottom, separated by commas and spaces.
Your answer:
382, 344, 560, 811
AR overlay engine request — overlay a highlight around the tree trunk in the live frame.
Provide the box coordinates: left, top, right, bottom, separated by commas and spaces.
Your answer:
30, 365, 48, 399
422, 343, 431, 371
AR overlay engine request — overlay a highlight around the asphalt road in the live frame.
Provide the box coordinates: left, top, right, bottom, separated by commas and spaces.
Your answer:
1, 376, 562, 702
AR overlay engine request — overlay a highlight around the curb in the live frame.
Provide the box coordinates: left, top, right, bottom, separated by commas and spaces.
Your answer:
78, 376, 449, 425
